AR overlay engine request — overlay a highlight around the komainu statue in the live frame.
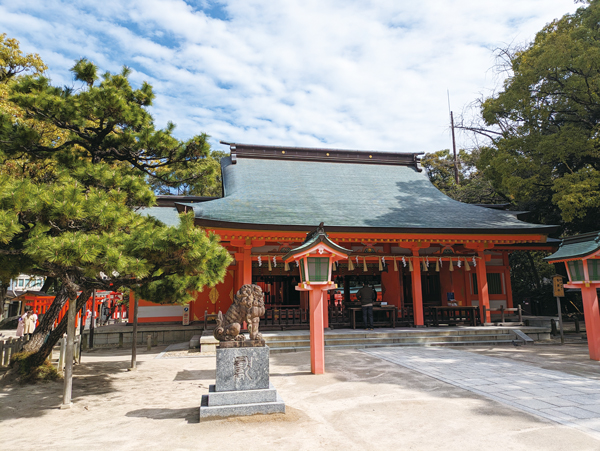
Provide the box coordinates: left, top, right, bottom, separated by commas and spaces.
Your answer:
214, 284, 266, 344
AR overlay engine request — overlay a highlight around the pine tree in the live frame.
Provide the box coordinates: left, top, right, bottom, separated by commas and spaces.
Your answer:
0, 38, 231, 369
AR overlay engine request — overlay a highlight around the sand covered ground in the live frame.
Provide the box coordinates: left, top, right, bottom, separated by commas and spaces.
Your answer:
1, 342, 600, 451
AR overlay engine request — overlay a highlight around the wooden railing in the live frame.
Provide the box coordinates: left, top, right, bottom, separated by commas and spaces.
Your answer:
261, 308, 308, 329
483, 305, 523, 324
428, 306, 480, 326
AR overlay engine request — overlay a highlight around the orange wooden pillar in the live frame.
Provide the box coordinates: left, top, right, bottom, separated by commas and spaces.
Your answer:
381, 268, 401, 309
411, 251, 424, 326
476, 251, 491, 323
235, 249, 244, 291
309, 288, 325, 374
581, 285, 600, 361
502, 252, 514, 308
243, 246, 252, 285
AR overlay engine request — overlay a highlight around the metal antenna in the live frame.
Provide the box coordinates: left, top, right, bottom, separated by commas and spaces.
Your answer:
447, 90, 459, 185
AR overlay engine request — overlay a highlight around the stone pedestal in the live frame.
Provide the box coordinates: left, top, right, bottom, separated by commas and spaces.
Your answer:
199, 345, 285, 421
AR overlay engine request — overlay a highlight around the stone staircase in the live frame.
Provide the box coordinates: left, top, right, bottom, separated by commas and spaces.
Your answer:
197, 326, 550, 353
262, 327, 546, 354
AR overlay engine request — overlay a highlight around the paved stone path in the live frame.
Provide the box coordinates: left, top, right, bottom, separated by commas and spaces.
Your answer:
364, 347, 600, 439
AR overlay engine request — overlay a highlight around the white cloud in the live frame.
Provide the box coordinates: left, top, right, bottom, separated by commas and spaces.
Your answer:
0, 0, 581, 153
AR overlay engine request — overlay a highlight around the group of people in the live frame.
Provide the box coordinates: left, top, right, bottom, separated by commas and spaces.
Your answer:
16, 310, 38, 339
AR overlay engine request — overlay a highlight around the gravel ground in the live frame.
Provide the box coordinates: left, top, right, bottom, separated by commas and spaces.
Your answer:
1, 340, 600, 451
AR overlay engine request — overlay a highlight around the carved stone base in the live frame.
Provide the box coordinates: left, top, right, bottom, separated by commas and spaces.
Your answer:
215, 346, 270, 392
199, 346, 285, 421
199, 386, 285, 421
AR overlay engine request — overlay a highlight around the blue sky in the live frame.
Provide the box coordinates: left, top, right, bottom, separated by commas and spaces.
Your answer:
0, 0, 580, 153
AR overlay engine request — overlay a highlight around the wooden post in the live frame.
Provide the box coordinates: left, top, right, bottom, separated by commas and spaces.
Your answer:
0, 340, 4, 367
3, 338, 12, 366
518, 305, 523, 323
309, 289, 325, 374
581, 285, 600, 361
118, 332, 124, 348
476, 252, 491, 324
411, 253, 424, 327
58, 336, 66, 372
147, 335, 152, 351
500, 305, 505, 323
556, 296, 565, 345
78, 303, 85, 364
89, 289, 96, 349
243, 246, 252, 285
129, 290, 138, 371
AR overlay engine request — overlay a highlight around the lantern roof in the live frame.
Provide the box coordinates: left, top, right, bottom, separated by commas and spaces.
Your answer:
282, 223, 352, 261
544, 231, 600, 262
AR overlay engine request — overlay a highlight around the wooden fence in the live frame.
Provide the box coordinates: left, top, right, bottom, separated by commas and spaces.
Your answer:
0, 336, 27, 367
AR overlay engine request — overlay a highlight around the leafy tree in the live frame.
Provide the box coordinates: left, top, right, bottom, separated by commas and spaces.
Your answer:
0, 40, 231, 369
475, 0, 600, 234
422, 149, 508, 204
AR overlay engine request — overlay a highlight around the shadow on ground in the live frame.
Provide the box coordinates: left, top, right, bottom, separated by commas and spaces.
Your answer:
0, 357, 148, 421
126, 407, 199, 423
174, 369, 215, 381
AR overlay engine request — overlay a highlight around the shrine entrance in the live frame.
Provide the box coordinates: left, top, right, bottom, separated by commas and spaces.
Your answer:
252, 276, 301, 309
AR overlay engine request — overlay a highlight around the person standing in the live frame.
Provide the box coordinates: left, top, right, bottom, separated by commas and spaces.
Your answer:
357, 282, 376, 330
30, 311, 38, 332
16, 315, 25, 338
23, 310, 35, 339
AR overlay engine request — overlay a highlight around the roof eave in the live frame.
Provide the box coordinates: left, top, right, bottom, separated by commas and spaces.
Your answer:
193, 217, 558, 236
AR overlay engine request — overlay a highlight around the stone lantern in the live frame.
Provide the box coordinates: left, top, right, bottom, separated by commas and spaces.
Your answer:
545, 231, 600, 360
283, 224, 352, 374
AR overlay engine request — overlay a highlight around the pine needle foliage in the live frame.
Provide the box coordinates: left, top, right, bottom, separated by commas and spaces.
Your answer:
0, 37, 231, 366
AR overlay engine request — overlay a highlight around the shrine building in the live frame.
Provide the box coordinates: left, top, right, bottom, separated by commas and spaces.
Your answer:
135, 142, 557, 327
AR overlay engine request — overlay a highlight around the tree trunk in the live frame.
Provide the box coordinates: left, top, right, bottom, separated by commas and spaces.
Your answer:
0, 284, 6, 319
526, 251, 542, 290
40, 277, 56, 294
27, 288, 92, 368
23, 285, 69, 353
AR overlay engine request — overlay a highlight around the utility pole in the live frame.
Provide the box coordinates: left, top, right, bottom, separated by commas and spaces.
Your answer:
447, 90, 460, 185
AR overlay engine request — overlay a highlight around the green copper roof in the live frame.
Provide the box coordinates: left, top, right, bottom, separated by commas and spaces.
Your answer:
544, 232, 600, 261
188, 154, 556, 234
138, 207, 181, 227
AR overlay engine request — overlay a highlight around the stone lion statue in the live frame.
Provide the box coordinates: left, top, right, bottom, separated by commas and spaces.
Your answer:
214, 284, 266, 342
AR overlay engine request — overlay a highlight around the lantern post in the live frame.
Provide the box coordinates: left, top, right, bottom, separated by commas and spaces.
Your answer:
545, 232, 600, 360
283, 224, 352, 374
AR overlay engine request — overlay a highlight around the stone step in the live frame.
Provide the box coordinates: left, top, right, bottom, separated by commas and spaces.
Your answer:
269, 339, 523, 354
261, 329, 514, 341
262, 328, 512, 341
265, 333, 517, 348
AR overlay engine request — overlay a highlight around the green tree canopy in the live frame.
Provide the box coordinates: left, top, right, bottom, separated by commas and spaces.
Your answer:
422, 149, 507, 205
0, 38, 231, 368
477, 0, 600, 234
